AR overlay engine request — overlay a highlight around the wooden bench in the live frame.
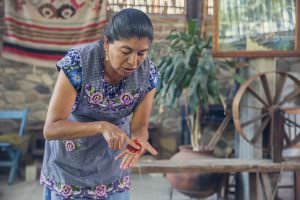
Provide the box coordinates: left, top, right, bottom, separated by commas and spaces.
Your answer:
132, 158, 300, 200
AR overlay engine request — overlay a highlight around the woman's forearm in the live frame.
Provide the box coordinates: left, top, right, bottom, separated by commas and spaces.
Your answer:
131, 125, 149, 141
43, 120, 102, 140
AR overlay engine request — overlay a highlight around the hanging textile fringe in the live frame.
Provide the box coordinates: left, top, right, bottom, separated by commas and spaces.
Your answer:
2, 0, 107, 68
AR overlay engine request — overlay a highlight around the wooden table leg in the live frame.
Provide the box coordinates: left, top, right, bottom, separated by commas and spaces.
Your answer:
249, 172, 277, 200
295, 171, 300, 200
261, 173, 279, 200
249, 172, 259, 200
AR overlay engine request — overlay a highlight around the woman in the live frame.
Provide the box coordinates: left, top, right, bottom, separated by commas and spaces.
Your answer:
41, 8, 159, 200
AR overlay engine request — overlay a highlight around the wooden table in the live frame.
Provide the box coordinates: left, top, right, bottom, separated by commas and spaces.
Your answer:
132, 158, 300, 200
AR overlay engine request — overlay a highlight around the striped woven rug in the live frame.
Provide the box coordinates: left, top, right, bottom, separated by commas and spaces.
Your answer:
2, 0, 107, 68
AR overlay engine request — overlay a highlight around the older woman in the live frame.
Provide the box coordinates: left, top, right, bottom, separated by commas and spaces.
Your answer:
41, 8, 159, 200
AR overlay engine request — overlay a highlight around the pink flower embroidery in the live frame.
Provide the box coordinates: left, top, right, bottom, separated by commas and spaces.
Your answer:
120, 92, 134, 106
65, 141, 76, 152
40, 172, 130, 199
95, 184, 107, 197
89, 92, 104, 105
61, 185, 72, 198
123, 176, 130, 187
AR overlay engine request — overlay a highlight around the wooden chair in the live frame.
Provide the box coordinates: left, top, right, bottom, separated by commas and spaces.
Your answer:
0, 108, 29, 184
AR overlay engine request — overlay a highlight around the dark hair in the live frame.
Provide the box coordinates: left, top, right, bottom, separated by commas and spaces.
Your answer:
105, 8, 153, 43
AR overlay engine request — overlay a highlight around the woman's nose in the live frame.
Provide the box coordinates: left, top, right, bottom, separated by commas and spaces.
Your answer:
128, 53, 138, 67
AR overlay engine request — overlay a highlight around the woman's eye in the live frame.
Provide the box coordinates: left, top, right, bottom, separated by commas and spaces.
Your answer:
121, 51, 131, 55
137, 52, 145, 56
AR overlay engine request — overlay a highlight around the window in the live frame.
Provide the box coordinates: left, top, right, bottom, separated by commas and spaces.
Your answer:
207, 0, 213, 16
107, 0, 185, 15
213, 0, 300, 57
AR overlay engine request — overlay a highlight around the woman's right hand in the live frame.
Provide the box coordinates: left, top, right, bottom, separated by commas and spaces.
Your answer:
100, 121, 138, 150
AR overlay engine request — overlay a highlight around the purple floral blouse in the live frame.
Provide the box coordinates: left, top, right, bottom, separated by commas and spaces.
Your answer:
40, 46, 159, 199
57, 49, 159, 101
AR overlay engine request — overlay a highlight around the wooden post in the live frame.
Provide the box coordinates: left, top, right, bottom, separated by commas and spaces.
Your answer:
249, 172, 259, 200
186, 0, 201, 20
271, 108, 284, 162
295, 171, 300, 200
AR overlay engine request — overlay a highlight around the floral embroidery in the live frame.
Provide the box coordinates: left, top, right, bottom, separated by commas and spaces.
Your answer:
61, 185, 73, 198
84, 84, 142, 111
95, 185, 107, 198
68, 70, 81, 86
120, 92, 134, 106
40, 173, 130, 199
64, 140, 80, 152
57, 49, 82, 92
65, 141, 75, 152
89, 92, 104, 105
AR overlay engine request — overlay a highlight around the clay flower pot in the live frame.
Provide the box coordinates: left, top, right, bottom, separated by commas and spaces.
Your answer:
166, 145, 225, 198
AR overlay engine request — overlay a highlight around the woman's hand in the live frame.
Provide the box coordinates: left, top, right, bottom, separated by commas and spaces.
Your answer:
101, 122, 138, 150
115, 139, 158, 170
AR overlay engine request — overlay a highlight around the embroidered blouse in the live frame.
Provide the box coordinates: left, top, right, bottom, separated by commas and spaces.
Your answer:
57, 48, 159, 100
40, 41, 159, 199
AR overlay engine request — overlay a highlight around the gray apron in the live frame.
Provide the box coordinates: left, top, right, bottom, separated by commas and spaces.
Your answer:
41, 41, 151, 199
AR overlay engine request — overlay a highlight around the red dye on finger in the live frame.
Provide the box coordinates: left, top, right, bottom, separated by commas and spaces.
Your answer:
126, 139, 142, 153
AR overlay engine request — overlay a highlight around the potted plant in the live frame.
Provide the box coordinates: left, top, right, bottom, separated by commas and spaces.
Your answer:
154, 20, 230, 198
156, 20, 224, 151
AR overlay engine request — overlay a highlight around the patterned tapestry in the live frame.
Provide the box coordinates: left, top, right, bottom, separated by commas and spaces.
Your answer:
2, 0, 107, 68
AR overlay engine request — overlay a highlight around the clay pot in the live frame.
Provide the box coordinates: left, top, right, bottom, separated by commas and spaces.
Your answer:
282, 143, 300, 161
166, 145, 225, 198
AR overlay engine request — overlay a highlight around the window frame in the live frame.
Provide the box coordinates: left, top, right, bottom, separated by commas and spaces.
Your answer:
212, 0, 300, 58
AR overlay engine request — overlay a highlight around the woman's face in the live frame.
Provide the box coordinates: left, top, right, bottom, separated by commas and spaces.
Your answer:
104, 37, 151, 79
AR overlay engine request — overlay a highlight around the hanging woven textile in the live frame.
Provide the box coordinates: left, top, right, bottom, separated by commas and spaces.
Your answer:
2, 0, 107, 68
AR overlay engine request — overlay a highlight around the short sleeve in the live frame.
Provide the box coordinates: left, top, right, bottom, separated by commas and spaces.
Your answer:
146, 61, 160, 92
56, 49, 82, 92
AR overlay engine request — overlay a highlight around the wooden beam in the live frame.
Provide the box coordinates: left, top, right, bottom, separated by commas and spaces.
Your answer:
131, 158, 300, 174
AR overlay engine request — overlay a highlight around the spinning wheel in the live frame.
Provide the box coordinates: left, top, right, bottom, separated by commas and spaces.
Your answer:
232, 71, 300, 162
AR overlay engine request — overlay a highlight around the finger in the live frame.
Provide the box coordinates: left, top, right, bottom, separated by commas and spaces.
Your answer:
124, 153, 136, 169
115, 150, 127, 160
107, 139, 113, 149
144, 143, 158, 156
129, 154, 140, 168
112, 137, 119, 150
125, 137, 139, 149
119, 135, 125, 149
120, 154, 130, 169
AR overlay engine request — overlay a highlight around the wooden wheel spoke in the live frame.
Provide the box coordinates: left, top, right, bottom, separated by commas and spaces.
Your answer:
290, 134, 300, 146
284, 117, 300, 128
240, 104, 263, 110
250, 117, 271, 144
233, 72, 300, 154
246, 86, 268, 107
273, 73, 288, 103
279, 87, 300, 105
283, 131, 292, 146
260, 74, 273, 105
241, 112, 269, 127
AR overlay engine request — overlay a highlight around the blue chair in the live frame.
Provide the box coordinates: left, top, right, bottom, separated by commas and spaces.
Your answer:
0, 108, 29, 184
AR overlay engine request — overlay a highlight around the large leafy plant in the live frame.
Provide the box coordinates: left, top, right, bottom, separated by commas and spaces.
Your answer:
156, 20, 222, 151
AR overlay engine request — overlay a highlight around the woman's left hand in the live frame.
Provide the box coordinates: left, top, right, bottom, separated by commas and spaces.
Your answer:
114, 139, 158, 170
